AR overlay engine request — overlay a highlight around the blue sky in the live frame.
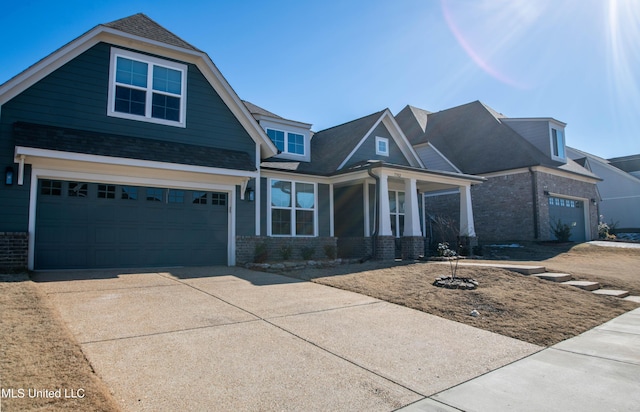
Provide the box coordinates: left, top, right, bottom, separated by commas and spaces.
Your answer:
2, 0, 639, 159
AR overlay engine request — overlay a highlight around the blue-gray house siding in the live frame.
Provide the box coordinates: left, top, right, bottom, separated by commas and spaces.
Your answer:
0, 41, 257, 232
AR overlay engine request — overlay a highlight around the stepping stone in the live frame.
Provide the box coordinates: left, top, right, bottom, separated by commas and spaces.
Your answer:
592, 289, 630, 298
533, 273, 572, 282
624, 295, 640, 303
562, 280, 601, 291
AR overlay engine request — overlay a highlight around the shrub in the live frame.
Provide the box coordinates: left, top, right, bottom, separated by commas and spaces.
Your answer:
254, 242, 268, 263
598, 221, 610, 239
280, 245, 292, 260
323, 244, 337, 259
551, 219, 572, 243
301, 246, 315, 260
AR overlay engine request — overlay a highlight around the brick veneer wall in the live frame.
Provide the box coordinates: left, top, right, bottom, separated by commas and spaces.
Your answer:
236, 236, 337, 264
0, 232, 28, 270
536, 171, 599, 240
337, 237, 373, 259
423, 170, 599, 243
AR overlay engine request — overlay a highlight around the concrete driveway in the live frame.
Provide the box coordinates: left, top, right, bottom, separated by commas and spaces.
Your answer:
35, 267, 540, 411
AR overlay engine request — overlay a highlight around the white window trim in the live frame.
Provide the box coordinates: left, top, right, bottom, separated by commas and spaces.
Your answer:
549, 126, 566, 161
107, 47, 187, 128
389, 190, 405, 238
267, 178, 317, 237
266, 128, 306, 157
376, 136, 389, 156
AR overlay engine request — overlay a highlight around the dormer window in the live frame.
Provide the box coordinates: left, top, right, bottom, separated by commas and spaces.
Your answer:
551, 127, 565, 160
267, 128, 305, 156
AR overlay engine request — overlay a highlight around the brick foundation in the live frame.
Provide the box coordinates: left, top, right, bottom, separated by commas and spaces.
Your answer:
401, 236, 424, 260
374, 236, 396, 260
0, 232, 28, 270
337, 237, 372, 259
236, 236, 337, 264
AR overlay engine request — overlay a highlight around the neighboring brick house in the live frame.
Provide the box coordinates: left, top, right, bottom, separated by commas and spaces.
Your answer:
396, 101, 601, 243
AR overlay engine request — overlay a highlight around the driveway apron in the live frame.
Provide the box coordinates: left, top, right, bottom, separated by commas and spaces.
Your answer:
35, 267, 540, 411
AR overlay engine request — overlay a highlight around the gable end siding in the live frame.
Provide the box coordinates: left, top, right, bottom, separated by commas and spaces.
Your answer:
1, 42, 256, 161
344, 123, 410, 169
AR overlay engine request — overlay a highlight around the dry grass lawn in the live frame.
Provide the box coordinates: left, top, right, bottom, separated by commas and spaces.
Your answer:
302, 243, 640, 347
0, 242, 637, 410
0, 273, 119, 412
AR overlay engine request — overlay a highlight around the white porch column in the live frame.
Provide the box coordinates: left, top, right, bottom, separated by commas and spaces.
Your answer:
459, 185, 476, 237
378, 173, 392, 236
403, 178, 422, 236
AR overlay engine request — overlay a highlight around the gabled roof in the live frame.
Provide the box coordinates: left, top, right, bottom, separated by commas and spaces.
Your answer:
243, 100, 285, 120
398, 100, 597, 179
262, 109, 424, 175
102, 13, 201, 52
608, 154, 640, 173
262, 110, 384, 175
0, 14, 278, 159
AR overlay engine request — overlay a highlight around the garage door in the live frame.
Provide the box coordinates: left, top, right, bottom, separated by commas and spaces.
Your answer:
35, 180, 229, 269
548, 196, 585, 242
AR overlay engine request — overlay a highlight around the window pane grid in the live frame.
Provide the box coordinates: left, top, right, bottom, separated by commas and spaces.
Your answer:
98, 184, 116, 199
41, 180, 62, 196
68, 182, 88, 198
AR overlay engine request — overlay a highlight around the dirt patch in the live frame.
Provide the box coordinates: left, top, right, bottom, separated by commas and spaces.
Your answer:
294, 243, 640, 347
0, 273, 120, 411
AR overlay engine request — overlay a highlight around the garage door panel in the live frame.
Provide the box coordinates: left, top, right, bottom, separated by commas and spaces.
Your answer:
35, 181, 229, 270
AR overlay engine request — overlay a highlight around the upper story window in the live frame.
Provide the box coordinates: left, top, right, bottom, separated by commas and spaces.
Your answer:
267, 128, 305, 156
108, 48, 187, 127
551, 127, 566, 160
376, 136, 389, 156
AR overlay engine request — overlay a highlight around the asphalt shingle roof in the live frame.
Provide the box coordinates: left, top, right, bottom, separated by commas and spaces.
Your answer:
14, 122, 256, 171
261, 110, 386, 175
102, 13, 201, 52
397, 101, 596, 178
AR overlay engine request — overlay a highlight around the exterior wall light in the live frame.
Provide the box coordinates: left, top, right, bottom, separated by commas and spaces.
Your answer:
5, 166, 14, 185
245, 186, 255, 202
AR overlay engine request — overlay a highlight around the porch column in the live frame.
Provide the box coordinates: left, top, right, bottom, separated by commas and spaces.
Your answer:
378, 173, 392, 236
403, 178, 422, 236
459, 185, 476, 237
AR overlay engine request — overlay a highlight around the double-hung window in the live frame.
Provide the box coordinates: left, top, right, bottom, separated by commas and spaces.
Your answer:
270, 179, 316, 236
108, 48, 187, 127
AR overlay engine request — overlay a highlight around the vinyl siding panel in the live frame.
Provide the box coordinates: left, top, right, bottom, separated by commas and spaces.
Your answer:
334, 185, 364, 237
2, 42, 256, 160
415, 144, 458, 172
318, 183, 331, 237
344, 123, 410, 168
236, 180, 256, 236
502, 120, 552, 158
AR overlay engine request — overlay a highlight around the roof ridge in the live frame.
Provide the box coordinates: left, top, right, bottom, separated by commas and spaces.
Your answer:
102, 13, 201, 52
315, 109, 386, 134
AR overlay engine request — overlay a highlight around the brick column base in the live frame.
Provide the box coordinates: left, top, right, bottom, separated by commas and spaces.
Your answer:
374, 236, 396, 260
401, 236, 424, 260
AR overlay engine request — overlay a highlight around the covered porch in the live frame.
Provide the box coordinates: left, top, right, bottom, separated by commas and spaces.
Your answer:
332, 162, 484, 260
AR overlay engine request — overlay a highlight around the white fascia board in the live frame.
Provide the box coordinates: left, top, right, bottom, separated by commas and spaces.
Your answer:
427, 142, 463, 173
531, 165, 601, 184
381, 110, 425, 168
503, 117, 567, 127
253, 114, 312, 130
337, 113, 386, 170
0, 25, 278, 159
15, 146, 258, 179
260, 169, 331, 184
0, 27, 104, 105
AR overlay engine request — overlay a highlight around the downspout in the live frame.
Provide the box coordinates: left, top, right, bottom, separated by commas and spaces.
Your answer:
530, 167, 539, 239
367, 164, 380, 259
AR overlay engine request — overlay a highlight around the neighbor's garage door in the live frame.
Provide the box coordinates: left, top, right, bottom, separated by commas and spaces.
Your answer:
35, 180, 229, 270
548, 196, 585, 242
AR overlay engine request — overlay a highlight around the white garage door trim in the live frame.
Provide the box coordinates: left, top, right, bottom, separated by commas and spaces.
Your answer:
28, 166, 240, 270
547, 192, 591, 241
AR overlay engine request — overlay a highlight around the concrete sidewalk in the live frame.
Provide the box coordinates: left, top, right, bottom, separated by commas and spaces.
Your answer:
400, 307, 640, 411
35, 267, 540, 411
